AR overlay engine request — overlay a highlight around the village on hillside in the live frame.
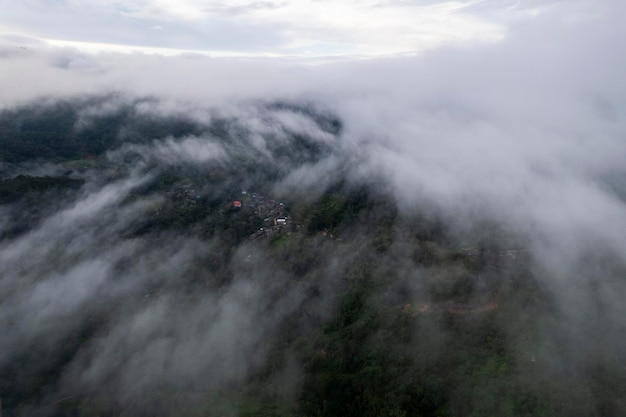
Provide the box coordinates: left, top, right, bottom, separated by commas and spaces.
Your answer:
235, 191, 294, 239
161, 182, 294, 239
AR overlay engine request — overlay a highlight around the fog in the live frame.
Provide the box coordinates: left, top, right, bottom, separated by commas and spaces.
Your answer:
1, 2, 626, 415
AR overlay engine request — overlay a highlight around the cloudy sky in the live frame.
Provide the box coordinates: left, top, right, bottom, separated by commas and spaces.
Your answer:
0, 0, 596, 57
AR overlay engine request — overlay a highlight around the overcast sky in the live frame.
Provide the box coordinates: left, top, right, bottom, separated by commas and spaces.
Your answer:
0, 0, 596, 57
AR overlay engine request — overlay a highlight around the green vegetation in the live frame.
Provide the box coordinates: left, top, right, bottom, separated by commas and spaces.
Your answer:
0, 97, 202, 163
1, 97, 625, 417
0, 175, 84, 204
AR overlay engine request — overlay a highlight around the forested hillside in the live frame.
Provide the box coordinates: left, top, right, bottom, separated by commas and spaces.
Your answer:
1, 96, 625, 417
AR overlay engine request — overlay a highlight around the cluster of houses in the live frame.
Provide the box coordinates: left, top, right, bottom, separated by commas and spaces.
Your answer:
233, 191, 293, 239
161, 182, 294, 240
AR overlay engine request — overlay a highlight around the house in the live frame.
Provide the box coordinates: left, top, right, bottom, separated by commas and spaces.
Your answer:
233, 200, 242, 208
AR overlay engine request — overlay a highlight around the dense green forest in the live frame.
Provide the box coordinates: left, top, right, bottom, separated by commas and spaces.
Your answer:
1, 97, 625, 417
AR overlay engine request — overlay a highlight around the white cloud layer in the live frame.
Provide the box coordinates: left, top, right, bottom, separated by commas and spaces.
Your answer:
0, 0, 582, 56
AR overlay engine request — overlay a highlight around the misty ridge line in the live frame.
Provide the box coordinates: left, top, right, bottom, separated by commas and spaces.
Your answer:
0, 90, 622, 298
5, 91, 624, 265
2, 91, 623, 412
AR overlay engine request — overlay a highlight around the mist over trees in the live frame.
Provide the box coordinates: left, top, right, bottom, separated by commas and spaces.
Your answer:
1, 3, 626, 415
0, 94, 625, 417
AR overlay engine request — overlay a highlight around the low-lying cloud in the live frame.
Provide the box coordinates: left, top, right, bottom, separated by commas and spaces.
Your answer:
1, 2, 626, 414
